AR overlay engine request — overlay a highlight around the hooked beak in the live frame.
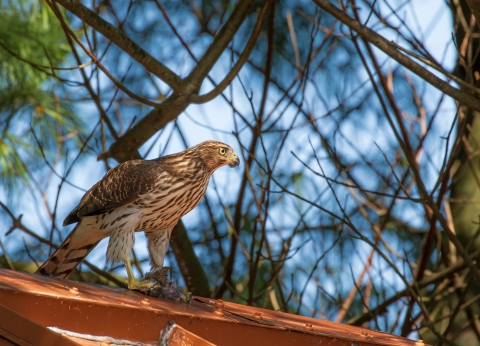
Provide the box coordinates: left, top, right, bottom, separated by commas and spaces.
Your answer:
228, 152, 240, 168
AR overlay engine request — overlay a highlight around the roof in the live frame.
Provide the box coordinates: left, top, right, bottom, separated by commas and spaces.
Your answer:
0, 268, 426, 346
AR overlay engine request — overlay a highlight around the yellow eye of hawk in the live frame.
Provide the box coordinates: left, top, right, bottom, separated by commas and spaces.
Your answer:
219, 147, 227, 156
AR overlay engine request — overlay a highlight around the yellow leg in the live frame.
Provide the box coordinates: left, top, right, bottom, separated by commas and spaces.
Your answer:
124, 259, 143, 290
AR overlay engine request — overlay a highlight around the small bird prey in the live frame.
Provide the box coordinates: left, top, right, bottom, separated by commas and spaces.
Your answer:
36, 141, 239, 290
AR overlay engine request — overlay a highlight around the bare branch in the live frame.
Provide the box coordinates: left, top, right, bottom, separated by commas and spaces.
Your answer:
186, 0, 257, 89
53, 0, 184, 92
190, 0, 270, 104
312, 0, 480, 112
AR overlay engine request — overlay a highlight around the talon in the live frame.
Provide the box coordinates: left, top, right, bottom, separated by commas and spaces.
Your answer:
127, 278, 141, 290
127, 278, 155, 291
124, 259, 150, 290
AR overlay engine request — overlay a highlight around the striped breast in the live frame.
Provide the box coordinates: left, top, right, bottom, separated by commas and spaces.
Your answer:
136, 170, 210, 231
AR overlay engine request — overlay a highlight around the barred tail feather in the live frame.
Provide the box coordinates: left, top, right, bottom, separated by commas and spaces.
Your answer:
35, 223, 100, 279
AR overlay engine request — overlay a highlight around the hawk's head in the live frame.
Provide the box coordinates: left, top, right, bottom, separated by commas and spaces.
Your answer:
193, 140, 240, 173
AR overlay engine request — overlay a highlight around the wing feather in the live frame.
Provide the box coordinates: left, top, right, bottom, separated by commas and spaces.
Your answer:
63, 160, 160, 225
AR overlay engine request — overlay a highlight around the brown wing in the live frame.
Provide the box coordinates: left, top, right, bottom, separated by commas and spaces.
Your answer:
63, 160, 161, 225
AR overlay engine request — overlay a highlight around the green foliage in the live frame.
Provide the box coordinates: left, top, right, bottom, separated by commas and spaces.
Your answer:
0, 1, 82, 192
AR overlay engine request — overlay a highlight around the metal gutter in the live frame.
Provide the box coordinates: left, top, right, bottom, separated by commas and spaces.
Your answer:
0, 269, 426, 346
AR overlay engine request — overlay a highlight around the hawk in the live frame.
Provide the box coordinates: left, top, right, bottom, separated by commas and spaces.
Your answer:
36, 141, 239, 290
